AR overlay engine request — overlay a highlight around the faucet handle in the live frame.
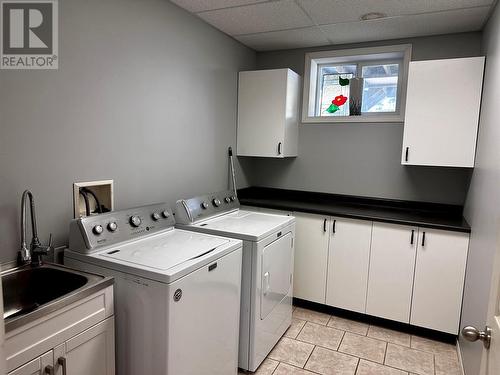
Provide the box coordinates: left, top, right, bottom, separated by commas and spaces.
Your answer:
32, 233, 53, 256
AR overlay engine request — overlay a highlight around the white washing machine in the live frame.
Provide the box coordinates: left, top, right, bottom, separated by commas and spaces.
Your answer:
64, 203, 243, 375
175, 190, 295, 372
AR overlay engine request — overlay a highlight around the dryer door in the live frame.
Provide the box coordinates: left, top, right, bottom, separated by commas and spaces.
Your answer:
261, 232, 293, 319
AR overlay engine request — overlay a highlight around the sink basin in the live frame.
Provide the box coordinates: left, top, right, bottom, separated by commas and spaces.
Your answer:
3, 266, 88, 319
2, 263, 113, 332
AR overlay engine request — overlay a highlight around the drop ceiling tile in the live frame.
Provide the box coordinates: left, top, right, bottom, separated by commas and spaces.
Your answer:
170, 0, 268, 13
235, 26, 330, 51
298, 0, 494, 25
319, 7, 490, 45
197, 0, 314, 35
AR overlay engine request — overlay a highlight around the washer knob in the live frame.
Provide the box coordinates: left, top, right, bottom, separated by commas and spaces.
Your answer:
129, 215, 141, 227
201, 202, 209, 209
93, 225, 104, 235
212, 198, 221, 207
224, 197, 231, 203
152, 212, 161, 221
230, 196, 237, 202
162, 210, 170, 219
107, 222, 118, 232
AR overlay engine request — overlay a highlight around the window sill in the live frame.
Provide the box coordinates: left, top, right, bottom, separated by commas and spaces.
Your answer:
302, 114, 404, 124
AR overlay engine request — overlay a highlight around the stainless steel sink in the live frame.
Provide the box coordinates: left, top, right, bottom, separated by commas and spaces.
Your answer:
2, 263, 113, 332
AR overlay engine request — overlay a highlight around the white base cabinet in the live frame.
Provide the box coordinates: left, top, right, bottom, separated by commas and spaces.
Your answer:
411, 229, 469, 334
6, 286, 115, 375
293, 212, 330, 304
366, 223, 417, 323
53, 317, 115, 375
8, 351, 53, 375
280, 207, 470, 335
326, 218, 372, 313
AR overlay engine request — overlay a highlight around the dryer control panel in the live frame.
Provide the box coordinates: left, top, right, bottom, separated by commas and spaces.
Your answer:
69, 203, 175, 253
175, 190, 239, 224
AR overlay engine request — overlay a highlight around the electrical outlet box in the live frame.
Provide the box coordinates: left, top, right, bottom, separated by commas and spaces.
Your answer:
73, 180, 114, 218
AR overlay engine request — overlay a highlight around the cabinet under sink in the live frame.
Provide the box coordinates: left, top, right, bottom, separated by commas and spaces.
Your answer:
2, 263, 115, 375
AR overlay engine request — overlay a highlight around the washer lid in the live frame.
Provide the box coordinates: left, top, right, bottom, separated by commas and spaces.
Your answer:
194, 210, 294, 241
102, 230, 230, 271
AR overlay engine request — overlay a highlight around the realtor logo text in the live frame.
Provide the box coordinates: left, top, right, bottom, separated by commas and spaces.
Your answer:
1, 0, 58, 69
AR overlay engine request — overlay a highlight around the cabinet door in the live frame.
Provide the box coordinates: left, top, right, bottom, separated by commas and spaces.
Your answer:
293, 212, 330, 304
326, 218, 372, 313
411, 229, 469, 334
61, 317, 115, 375
402, 57, 484, 167
366, 223, 417, 323
237, 69, 287, 157
8, 351, 53, 375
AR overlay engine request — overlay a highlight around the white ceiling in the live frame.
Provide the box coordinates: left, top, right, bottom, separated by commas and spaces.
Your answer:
170, 0, 496, 51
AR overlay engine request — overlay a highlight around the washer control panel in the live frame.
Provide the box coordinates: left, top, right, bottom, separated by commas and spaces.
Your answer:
175, 190, 239, 224
69, 202, 175, 253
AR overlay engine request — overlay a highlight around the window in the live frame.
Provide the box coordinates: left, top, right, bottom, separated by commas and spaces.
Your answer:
303, 45, 412, 123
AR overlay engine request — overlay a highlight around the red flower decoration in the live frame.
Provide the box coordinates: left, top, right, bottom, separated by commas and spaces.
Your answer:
332, 95, 348, 106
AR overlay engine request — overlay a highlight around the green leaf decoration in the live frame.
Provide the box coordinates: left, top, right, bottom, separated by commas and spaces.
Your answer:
326, 104, 339, 113
339, 76, 350, 86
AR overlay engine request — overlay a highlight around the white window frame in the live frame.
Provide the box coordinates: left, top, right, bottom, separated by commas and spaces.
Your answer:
302, 44, 412, 124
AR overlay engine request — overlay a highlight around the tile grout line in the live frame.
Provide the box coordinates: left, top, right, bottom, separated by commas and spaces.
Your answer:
382, 341, 388, 365
362, 357, 423, 374
295, 319, 308, 339
353, 356, 361, 375
302, 344, 316, 370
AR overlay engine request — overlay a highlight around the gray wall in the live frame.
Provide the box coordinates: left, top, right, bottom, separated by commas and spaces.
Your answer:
0, 0, 256, 263
244, 33, 482, 204
461, 4, 500, 374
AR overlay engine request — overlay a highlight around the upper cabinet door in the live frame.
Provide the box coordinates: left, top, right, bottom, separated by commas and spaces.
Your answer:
402, 57, 485, 167
326, 218, 372, 313
292, 212, 330, 304
411, 229, 469, 334
366, 223, 417, 323
237, 69, 300, 158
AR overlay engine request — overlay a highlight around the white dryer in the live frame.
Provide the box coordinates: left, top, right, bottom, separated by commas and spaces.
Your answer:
64, 203, 243, 375
175, 191, 295, 372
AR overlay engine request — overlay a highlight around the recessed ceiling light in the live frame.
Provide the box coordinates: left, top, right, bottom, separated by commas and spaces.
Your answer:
360, 12, 387, 21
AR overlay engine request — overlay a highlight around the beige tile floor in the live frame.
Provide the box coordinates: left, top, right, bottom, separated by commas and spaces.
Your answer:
239, 307, 462, 375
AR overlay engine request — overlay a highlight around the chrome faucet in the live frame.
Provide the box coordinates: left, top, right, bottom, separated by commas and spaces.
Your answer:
19, 190, 53, 266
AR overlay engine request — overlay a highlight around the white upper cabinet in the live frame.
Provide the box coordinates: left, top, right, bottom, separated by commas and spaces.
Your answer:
402, 57, 485, 167
366, 223, 417, 323
411, 229, 469, 334
237, 69, 300, 158
326, 218, 372, 313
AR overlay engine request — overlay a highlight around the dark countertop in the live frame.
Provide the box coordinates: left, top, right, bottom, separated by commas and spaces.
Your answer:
238, 187, 471, 233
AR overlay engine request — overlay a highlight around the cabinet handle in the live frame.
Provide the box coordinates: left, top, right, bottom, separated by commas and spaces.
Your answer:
332, 220, 336, 234
323, 218, 326, 232
422, 231, 426, 247
405, 147, 409, 162
58, 357, 67, 375
410, 229, 414, 244
44, 365, 54, 375
278, 142, 282, 155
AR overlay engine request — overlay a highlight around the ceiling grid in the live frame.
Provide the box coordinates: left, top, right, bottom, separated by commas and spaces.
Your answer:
171, 0, 496, 50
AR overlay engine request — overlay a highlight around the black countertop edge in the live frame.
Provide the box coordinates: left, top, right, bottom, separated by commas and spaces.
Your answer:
238, 187, 471, 233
